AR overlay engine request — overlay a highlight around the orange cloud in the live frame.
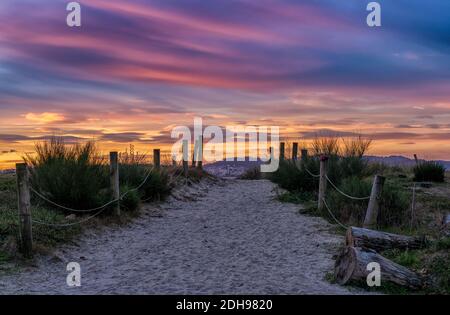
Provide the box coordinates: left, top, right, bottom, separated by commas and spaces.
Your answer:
25, 112, 65, 124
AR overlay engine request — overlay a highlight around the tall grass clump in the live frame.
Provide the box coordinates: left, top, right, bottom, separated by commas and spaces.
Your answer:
24, 137, 109, 210
325, 177, 372, 224
311, 136, 340, 156
118, 147, 171, 203
269, 159, 318, 193
413, 161, 445, 182
378, 180, 411, 227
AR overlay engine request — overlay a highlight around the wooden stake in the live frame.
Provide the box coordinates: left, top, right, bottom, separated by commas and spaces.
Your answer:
110, 152, 120, 216
292, 142, 298, 160
16, 163, 33, 258
318, 156, 328, 211
279, 142, 285, 161
182, 140, 189, 177
197, 136, 203, 170
153, 149, 160, 168
301, 149, 308, 161
363, 175, 385, 228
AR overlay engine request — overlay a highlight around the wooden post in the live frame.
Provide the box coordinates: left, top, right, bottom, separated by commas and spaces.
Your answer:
301, 149, 308, 161
292, 142, 298, 160
197, 136, 203, 170
182, 140, 189, 177
191, 139, 196, 167
110, 152, 120, 216
172, 155, 177, 166
318, 156, 328, 211
16, 163, 33, 258
153, 149, 160, 168
279, 142, 285, 161
363, 175, 386, 228
413, 154, 419, 164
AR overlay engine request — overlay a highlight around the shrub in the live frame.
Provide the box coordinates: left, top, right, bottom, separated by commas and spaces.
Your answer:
311, 136, 340, 156
342, 136, 372, 158
269, 160, 318, 193
118, 159, 171, 202
24, 137, 109, 210
378, 180, 410, 227
413, 161, 445, 182
140, 168, 171, 201
326, 177, 372, 224
120, 185, 140, 211
339, 156, 368, 179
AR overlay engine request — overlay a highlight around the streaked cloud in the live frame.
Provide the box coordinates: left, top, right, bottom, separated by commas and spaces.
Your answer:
0, 0, 449, 166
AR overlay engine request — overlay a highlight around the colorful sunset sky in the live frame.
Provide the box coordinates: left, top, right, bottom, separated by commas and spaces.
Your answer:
0, 0, 449, 168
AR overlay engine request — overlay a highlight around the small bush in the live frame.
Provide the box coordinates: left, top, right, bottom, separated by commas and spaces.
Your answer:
119, 159, 171, 202
311, 136, 340, 156
140, 168, 171, 201
120, 185, 140, 212
326, 177, 372, 224
239, 167, 261, 180
24, 137, 109, 210
413, 161, 445, 182
378, 180, 410, 227
339, 156, 368, 179
269, 160, 318, 193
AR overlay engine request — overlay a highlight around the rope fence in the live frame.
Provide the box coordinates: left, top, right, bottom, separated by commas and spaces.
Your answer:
278, 145, 385, 231
15, 141, 203, 257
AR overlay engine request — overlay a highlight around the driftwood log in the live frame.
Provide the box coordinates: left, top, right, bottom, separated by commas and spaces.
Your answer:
334, 246, 423, 289
346, 226, 426, 252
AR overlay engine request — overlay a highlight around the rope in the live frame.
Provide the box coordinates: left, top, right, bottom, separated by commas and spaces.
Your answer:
325, 175, 370, 200
30, 165, 155, 213
30, 187, 120, 212
31, 207, 107, 227
321, 198, 348, 230
304, 167, 320, 178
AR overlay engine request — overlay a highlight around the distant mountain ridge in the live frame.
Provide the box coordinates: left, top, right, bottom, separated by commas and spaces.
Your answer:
364, 155, 450, 170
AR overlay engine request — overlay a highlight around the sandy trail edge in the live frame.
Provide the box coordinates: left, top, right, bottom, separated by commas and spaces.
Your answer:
0, 179, 359, 294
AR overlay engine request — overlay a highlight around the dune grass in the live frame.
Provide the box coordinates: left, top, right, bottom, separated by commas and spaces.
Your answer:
0, 138, 177, 263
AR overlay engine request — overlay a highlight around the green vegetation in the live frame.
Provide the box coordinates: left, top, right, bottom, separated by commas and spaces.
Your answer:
0, 173, 80, 263
413, 161, 446, 182
24, 138, 110, 210
271, 136, 450, 294
0, 137, 178, 264
383, 239, 450, 294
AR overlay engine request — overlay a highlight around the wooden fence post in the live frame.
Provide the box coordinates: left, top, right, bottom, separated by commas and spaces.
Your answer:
318, 156, 328, 211
301, 149, 308, 161
192, 138, 197, 167
197, 136, 203, 170
363, 175, 386, 228
279, 142, 285, 161
182, 140, 189, 177
16, 163, 33, 258
110, 152, 120, 216
292, 142, 298, 160
153, 149, 160, 168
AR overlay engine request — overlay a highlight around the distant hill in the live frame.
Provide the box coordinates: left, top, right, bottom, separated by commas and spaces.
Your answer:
364, 155, 450, 170
203, 155, 450, 178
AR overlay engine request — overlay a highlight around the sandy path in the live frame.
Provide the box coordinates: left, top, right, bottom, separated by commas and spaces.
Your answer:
0, 179, 355, 294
